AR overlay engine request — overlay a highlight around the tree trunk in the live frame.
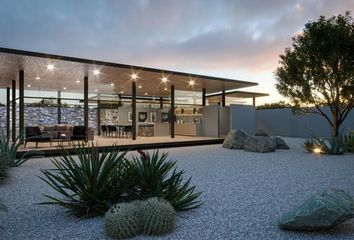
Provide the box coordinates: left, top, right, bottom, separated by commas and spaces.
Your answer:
332, 121, 339, 137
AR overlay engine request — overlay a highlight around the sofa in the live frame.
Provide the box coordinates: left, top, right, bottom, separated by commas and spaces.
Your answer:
42, 124, 74, 140
42, 124, 94, 142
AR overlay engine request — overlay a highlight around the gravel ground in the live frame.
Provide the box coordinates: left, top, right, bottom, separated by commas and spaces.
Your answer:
1, 137, 354, 240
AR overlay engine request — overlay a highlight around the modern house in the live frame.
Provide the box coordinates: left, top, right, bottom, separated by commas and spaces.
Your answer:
0, 47, 268, 151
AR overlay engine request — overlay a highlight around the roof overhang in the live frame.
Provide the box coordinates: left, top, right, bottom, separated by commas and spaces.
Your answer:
206, 90, 269, 98
0, 47, 258, 97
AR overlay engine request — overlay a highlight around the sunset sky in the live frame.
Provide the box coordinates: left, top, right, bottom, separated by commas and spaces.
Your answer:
0, 0, 353, 104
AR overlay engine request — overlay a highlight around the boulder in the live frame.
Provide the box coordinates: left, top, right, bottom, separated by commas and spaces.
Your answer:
222, 129, 248, 149
272, 136, 290, 149
279, 189, 354, 231
255, 129, 269, 137
244, 136, 276, 153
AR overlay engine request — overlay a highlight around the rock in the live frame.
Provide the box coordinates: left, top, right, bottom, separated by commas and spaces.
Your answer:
243, 136, 276, 153
222, 129, 248, 149
255, 129, 269, 137
272, 136, 290, 149
279, 189, 354, 231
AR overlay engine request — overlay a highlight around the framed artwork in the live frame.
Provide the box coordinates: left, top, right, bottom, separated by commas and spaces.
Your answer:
161, 112, 169, 122
138, 112, 147, 122
128, 112, 132, 122
150, 112, 156, 122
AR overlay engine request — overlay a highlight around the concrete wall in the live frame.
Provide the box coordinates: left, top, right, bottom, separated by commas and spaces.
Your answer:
256, 107, 354, 138
202, 105, 220, 137
230, 104, 256, 135
219, 106, 230, 136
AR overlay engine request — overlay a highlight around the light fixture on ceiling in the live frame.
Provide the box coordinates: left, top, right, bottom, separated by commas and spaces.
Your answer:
63, 87, 67, 90
110, 83, 114, 86
35, 76, 40, 80
47, 64, 54, 70
120, 90, 124, 94
76, 80, 80, 83
131, 73, 138, 80
188, 80, 195, 86
164, 87, 168, 91
161, 76, 168, 83
27, 84, 31, 88
93, 70, 100, 75
138, 85, 142, 89
144, 92, 148, 95
94, 89, 98, 92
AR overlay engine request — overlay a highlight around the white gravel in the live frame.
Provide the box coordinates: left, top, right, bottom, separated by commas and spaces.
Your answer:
1, 137, 354, 240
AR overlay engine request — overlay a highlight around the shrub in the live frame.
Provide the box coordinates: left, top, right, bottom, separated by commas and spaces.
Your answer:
39, 144, 129, 218
256, 101, 291, 110
104, 202, 140, 239
343, 130, 354, 152
139, 197, 176, 236
0, 131, 43, 167
127, 150, 202, 211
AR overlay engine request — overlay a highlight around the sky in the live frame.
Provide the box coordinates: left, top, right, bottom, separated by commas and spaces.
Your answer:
0, 0, 353, 105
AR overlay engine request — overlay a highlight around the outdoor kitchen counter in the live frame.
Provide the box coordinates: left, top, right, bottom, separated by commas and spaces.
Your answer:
175, 123, 201, 136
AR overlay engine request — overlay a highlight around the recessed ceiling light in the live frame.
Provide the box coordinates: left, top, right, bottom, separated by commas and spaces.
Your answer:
93, 70, 100, 75
27, 84, 31, 88
188, 80, 195, 86
35, 76, 40, 80
120, 90, 124, 94
94, 89, 98, 92
138, 85, 142, 89
76, 80, 80, 83
161, 77, 168, 82
110, 83, 114, 86
131, 73, 138, 80
144, 92, 148, 95
164, 87, 168, 91
63, 87, 67, 90
47, 64, 54, 70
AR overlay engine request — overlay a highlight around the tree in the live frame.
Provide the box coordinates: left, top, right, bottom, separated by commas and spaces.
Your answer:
275, 12, 354, 137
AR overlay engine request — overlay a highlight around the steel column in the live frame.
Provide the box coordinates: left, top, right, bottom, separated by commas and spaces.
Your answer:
160, 97, 163, 109
97, 95, 101, 136
132, 81, 137, 140
202, 88, 206, 106
57, 91, 61, 124
19, 70, 24, 142
221, 90, 226, 107
84, 76, 88, 129
6, 87, 10, 139
11, 80, 16, 141
170, 85, 175, 138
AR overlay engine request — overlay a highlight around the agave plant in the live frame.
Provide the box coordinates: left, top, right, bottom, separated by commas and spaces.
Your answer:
303, 139, 320, 153
39, 144, 129, 218
0, 199, 7, 212
303, 135, 346, 155
127, 150, 202, 211
0, 153, 8, 182
0, 131, 43, 167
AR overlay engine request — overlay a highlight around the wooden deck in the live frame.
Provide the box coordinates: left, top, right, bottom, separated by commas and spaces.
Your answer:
18, 135, 224, 157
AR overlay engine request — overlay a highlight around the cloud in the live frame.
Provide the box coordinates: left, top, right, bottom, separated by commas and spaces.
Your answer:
0, 0, 353, 103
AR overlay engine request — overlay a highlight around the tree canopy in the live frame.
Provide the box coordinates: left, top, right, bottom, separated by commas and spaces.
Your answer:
275, 12, 354, 136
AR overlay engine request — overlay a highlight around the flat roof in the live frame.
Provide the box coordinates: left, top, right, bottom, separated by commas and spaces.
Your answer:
0, 47, 258, 97
206, 90, 269, 98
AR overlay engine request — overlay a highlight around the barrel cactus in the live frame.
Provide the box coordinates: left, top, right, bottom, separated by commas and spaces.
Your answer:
139, 197, 176, 235
104, 202, 140, 239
